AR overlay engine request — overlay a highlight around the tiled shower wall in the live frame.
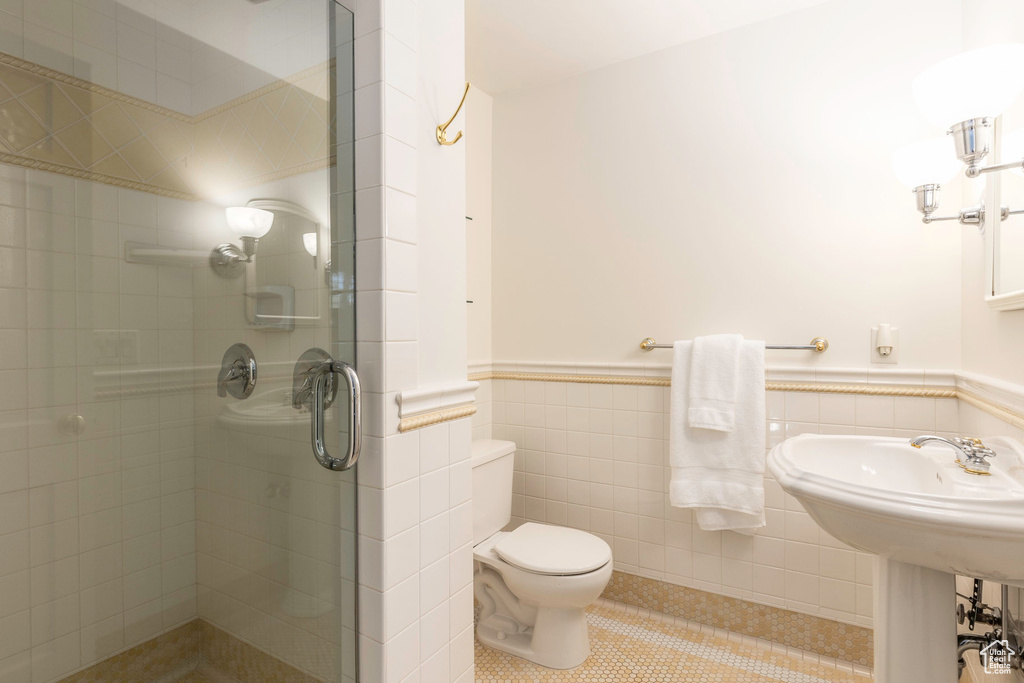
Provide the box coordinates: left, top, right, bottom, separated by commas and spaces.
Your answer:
0, 0, 332, 116
0, 4, 345, 678
0, 165, 198, 682
480, 376, 962, 629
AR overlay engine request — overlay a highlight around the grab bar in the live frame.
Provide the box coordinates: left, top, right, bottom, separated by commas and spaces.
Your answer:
293, 348, 361, 471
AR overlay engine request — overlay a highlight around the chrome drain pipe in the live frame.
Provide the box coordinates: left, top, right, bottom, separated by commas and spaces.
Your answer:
956, 582, 1021, 679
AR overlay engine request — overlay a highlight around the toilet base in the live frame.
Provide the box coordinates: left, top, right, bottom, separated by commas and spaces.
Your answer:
477, 606, 591, 670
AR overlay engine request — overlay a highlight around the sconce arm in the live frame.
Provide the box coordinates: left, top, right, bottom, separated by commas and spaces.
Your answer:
969, 157, 1024, 177
923, 205, 984, 227
922, 214, 958, 224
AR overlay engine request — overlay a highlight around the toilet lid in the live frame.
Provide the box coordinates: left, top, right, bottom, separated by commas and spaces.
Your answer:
494, 523, 612, 576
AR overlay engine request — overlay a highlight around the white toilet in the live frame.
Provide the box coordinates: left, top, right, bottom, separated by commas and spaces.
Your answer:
471, 439, 613, 670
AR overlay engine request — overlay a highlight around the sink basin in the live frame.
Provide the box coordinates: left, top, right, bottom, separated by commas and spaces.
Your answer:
767, 434, 1024, 584
768, 434, 1024, 682
218, 388, 330, 430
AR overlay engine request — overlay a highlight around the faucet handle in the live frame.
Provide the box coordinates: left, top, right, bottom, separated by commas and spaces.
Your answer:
217, 343, 258, 399
962, 451, 995, 475
216, 364, 234, 397
959, 436, 995, 455
959, 436, 996, 475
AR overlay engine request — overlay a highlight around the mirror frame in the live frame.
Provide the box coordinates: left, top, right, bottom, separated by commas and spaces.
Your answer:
984, 118, 1024, 310
244, 198, 328, 326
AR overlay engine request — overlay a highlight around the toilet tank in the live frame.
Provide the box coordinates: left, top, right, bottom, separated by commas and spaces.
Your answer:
471, 439, 516, 545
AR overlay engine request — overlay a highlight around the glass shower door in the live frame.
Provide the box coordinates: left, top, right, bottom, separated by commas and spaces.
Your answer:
191, 2, 359, 681
0, 1, 356, 681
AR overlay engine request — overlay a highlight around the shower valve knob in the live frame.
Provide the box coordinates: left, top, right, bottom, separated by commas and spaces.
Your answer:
217, 343, 258, 399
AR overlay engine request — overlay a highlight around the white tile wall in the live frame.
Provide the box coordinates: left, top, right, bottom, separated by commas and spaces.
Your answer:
352, 0, 473, 678
0, 165, 198, 682
357, 419, 473, 683
485, 376, 963, 629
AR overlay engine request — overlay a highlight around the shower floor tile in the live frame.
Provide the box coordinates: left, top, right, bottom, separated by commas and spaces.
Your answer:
173, 664, 241, 683
474, 599, 871, 682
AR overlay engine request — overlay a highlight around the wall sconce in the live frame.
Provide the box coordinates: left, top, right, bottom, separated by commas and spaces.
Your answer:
913, 44, 1024, 178
302, 230, 335, 286
302, 232, 318, 258
896, 44, 1024, 228
891, 138, 976, 223
302, 230, 324, 278
211, 206, 275, 278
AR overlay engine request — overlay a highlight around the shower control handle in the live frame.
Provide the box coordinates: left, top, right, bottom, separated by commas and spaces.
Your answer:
293, 348, 361, 471
218, 343, 258, 399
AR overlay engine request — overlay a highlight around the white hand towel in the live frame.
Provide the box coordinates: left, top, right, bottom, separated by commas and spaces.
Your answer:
670, 339, 766, 534
688, 334, 742, 432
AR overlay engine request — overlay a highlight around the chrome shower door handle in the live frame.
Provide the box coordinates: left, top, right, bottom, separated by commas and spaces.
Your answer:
311, 361, 361, 470
294, 348, 361, 471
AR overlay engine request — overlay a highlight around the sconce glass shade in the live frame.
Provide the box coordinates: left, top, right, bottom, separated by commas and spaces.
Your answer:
891, 138, 962, 188
912, 44, 1024, 128
302, 232, 318, 257
225, 207, 274, 238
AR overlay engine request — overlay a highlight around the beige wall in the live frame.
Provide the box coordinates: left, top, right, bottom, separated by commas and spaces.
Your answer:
466, 88, 493, 367
490, 0, 964, 369
415, 0, 468, 388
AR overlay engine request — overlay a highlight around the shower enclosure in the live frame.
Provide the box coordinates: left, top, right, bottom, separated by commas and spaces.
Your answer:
0, 0, 358, 680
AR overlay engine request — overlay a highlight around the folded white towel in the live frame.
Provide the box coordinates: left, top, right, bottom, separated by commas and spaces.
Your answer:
670, 338, 766, 534
688, 334, 742, 432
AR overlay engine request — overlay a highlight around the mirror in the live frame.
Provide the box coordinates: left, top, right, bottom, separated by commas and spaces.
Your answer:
245, 199, 328, 328
988, 94, 1024, 309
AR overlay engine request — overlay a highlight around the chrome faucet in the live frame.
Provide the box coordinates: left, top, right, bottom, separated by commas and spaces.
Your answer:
910, 435, 996, 475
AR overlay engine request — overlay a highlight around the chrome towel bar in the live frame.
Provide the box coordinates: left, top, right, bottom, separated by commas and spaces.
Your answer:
640, 337, 829, 352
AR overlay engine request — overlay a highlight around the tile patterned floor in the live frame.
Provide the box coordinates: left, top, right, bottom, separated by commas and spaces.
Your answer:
475, 600, 872, 682
172, 664, 239, 683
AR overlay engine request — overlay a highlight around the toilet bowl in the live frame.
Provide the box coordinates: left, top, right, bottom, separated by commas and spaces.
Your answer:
471, 439, 613, 669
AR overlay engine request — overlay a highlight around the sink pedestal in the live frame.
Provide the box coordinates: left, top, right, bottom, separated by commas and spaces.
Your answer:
874, 558, 957, 683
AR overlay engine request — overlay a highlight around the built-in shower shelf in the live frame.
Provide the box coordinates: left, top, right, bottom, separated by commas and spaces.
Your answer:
124, 241, 209, 267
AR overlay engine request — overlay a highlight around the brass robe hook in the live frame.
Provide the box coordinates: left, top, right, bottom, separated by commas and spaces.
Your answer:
436, 82, 470, 146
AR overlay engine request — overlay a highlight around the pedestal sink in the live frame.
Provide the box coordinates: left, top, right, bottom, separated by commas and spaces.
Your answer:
767, 435, 1024, 683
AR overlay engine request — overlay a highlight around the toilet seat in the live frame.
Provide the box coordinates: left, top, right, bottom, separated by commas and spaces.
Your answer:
494, 523, 611, 576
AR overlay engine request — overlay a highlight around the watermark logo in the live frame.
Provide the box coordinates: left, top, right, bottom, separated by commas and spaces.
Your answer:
981, 639, 1016, 675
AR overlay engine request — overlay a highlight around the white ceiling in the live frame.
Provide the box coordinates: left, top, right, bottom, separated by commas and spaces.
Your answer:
466, 0, 838, 94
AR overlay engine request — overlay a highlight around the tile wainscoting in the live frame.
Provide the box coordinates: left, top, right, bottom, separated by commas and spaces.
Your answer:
470, 362, 1024, 668
475, 379, 960, 630
469, 363, 971, 635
